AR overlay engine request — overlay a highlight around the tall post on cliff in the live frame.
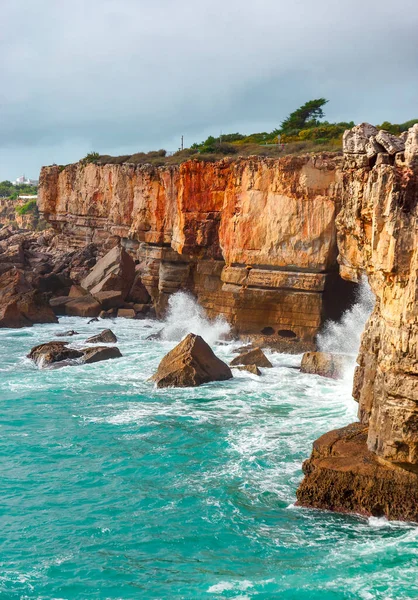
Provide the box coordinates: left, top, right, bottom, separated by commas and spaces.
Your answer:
181, 135, 184, 151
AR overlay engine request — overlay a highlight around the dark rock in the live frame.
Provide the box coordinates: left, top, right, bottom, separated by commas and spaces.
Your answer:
152, 333, 232, 388
88, 317, 99, 324
0, 269, 57, 328
296, 423, 418, 521
56, 330, 79, 337
50, 296, 74, 315
85, 329, 117, 344
230, 347, 272, 368
82, 346, 122, 364
28, 341, 83, 366
127, 273, 151, 303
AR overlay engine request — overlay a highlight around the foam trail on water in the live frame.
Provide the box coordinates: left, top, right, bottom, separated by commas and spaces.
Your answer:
317, 276, 375, 355
161, 291, 230, 345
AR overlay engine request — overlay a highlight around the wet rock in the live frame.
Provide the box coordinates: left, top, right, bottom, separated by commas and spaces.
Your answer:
230, 347, 272, 368
28, 341, 83, 366
92, 290, 124, 310
152, 333, 232, 388
296, 423, 418, 522
99, 309, 116, 319
87, 317, 99, 324
65, 295, 101, 318
300, 351, 349, 380
85, 329, 117, 344
375, 130, 405, 155
0, 268, 58, 328
81, 246, 135, 300
146, 329, 164, 341
234, 364, 261, 376
56, 330, 79, 337
82, 346, 122, 364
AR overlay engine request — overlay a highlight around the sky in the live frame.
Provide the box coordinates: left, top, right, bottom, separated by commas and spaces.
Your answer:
1, 0, 418, 181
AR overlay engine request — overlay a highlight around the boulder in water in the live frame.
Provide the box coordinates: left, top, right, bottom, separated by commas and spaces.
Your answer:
85, 329, 117, 344
56, 330, 79, 337
82, 346, 122, 364
152, 333, 232, 388
28, 341, 83, 366
230, 347, 272, 368
300, 351, 349, 379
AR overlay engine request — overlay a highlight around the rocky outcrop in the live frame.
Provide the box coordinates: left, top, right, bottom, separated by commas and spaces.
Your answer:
81, 246, 135, 300
85, 329, 117, 344
38, 154, 357, 349
152, 333, 232, 387
230, 347, 272, 368
298, 123, 418, 519
28, 341, 83, 366
82, 346, 122, 364
296, 423, 418, 521
300, 351, 349, 379
0, 268, 57, 328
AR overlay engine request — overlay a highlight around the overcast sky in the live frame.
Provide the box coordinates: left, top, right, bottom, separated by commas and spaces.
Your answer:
1, 0, 418, 180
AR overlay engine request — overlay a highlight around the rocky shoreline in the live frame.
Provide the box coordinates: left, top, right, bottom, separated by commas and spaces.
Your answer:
1, 122, 418, 521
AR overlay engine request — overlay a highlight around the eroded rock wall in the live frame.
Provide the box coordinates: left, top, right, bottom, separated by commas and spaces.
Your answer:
297, 123, 418, 520
39, 154, 352, 346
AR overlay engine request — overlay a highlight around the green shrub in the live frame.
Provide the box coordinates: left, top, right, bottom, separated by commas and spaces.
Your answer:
16, 199, 37, 215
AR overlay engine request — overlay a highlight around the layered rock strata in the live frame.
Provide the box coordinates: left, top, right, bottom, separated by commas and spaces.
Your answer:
298, 123, 418, 520
39, 154, 356, 348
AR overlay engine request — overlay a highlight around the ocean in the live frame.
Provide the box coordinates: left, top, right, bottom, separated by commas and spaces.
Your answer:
1, 290, 417, 599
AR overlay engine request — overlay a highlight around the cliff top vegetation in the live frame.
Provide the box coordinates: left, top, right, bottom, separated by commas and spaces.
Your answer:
72, 100, 418, 169
0, 180, 38, 199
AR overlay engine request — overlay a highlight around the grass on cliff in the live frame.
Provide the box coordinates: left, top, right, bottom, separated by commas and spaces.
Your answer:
72, 99, 418, 169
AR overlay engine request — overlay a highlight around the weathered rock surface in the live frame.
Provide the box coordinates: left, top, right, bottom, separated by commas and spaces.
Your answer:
92, 290, 123, 310
296, 423, 418, 522
82, 346, 122, 364
152, 333, 232, 388
28, 341, 83, 366
81, 246, 135, 300
65, 295, 102, 318
230, 347, 272, 368
85, 329, 117, 344
300, 351, 349, 379
38, 154, 358, 348
298, 122, 418, 520
0, 268, 57, 328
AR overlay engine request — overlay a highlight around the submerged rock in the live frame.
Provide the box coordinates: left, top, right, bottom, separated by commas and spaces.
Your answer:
82, 346, 122, 364
28, 341, 83, 366
56, 330, 79, 337
230, 347, 272, 368
296, 423, 418, 522
300, 351, 349, 380
85, 329, 117, 344
234, 364, 261, 376
152, 333, 232, 388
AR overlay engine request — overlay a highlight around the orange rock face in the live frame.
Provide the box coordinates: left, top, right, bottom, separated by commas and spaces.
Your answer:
38, 153, 355, 347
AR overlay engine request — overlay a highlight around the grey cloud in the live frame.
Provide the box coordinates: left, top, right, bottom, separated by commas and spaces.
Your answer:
1, 0, 417, 178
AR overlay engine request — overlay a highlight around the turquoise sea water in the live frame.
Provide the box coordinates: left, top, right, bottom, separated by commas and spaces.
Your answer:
1, 306, 418, 599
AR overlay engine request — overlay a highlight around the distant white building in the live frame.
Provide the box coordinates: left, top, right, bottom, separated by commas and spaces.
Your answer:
13, 175, 39, 186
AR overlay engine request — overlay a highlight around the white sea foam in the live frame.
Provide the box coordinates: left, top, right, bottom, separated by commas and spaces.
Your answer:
318, 276, 375, 355
161, 291, 230, 345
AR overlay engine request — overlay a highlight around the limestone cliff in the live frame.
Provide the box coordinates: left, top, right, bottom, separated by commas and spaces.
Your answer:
39, 154, 354, 348
297, 124, 418, 520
